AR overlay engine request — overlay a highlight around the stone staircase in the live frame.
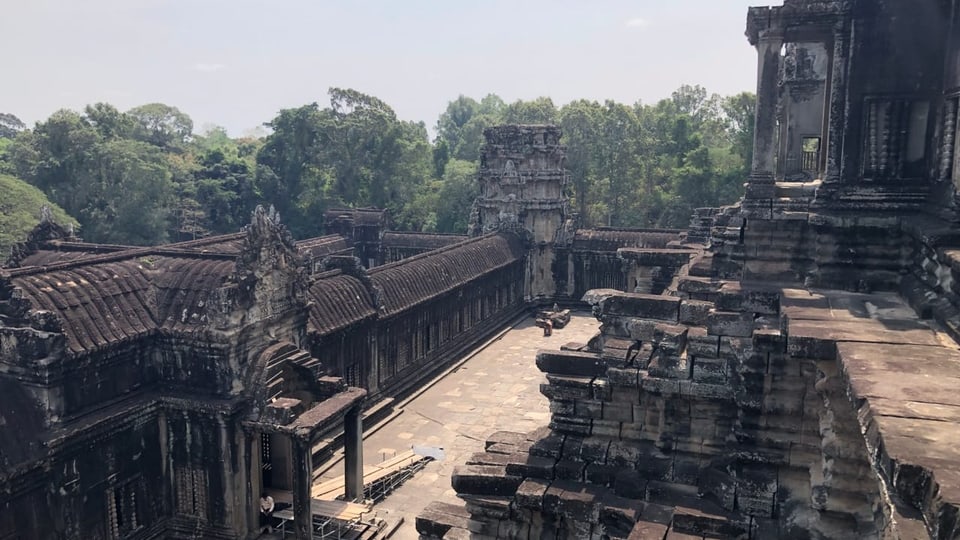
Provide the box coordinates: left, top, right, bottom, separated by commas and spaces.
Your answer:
260, 342, 322, 400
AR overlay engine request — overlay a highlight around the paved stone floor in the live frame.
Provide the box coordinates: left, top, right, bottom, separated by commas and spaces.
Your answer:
361, 312, 599, 539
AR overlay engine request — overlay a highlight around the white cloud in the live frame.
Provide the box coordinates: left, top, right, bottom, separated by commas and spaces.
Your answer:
625, 17, 650, 28
193, 63, 226, 73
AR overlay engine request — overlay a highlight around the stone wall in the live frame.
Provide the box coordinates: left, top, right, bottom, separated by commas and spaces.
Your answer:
423, 282, 919, 539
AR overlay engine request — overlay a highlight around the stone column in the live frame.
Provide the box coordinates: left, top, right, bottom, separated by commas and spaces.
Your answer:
344, 405, 364, 501
245, 432, 260, 535
823, 21, 851, 186
291, 437, 313, 540
218, 419, 236, 528
746, 31, 784, 199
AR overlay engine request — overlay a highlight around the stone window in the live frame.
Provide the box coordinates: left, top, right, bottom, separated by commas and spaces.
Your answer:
261, 432, 273, 483
345, 363, 360, 387
106, 478, 141, 539
175, 467, 209, 520
801, 137, 821, 173
862, 98, 930, 179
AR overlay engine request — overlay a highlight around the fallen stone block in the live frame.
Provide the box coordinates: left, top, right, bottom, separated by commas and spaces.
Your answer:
537, 350, 607, 377
416, 501, 471, 538
599, 292, 681, 322
451, 464, 523, 496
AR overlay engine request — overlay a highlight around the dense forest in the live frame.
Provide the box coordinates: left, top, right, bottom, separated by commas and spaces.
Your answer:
0, 86, 754, 254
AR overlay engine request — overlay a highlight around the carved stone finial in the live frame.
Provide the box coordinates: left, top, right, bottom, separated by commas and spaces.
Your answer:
229, 205, 306, 312
4, 208, 76, 268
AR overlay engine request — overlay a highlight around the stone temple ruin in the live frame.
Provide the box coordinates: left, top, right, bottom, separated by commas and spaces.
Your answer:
416, 1, 960, 539
0, 122, 679, 539
3, 0, 960, 539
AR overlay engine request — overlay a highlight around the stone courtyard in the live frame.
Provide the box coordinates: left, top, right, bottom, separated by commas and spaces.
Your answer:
355, 314, 599, 539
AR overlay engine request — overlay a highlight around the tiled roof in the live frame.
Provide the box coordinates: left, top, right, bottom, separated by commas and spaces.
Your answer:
382, 232, 469, 251
306, 271, 377, 336
298, 235, 351, 260
572, 228, 682, 251
10, 259, 157, 354
370, 233, 524, 318
5, 247, 238, 355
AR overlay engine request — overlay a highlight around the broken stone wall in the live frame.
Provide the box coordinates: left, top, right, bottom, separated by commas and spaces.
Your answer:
435, 286, 893, 539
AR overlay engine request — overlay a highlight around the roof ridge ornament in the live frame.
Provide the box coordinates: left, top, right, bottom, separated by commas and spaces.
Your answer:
229, 205, 306, 317
4, 207, 78, 269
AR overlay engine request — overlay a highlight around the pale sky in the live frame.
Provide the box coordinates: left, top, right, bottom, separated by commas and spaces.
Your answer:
1, 0, 765, 137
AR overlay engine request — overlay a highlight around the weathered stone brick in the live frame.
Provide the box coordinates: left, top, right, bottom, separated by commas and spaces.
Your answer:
530, 434, 565, 459
554, 459, 586, 481
515, 478, 550, 510
692, 356, 727, 383
613, 470, 647, 500
680, 299, 713, 325
451, 464, 522, 496
602, 401, 635, 423
585, 463, 619, 486
707, 310, 755, 337
598, 292, 681, 321
607, 366, 640, 387
574, 399, 604, 419
626, 318, 658, 341
537, 350, 607, 377
550, 416, 592, 437
716, 286, 780, 315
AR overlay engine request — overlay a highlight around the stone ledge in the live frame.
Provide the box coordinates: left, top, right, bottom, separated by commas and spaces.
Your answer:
837, 341, 960, 536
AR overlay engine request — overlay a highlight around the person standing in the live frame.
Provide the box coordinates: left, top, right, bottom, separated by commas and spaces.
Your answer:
260, 492, 275, 533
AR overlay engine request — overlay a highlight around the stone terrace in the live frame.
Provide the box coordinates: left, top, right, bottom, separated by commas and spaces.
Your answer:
422, 282, 960, 539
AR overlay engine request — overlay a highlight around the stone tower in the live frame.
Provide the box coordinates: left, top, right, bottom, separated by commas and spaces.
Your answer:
469, 125, 568, 301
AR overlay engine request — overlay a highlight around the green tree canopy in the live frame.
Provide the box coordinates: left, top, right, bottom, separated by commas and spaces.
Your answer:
0, 113, 25, 139
127, 103, 194, 149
